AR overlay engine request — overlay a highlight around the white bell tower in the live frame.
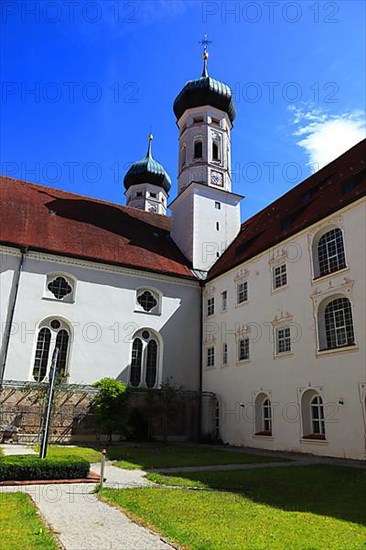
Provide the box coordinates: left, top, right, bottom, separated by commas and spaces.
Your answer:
170, 40, 243, 273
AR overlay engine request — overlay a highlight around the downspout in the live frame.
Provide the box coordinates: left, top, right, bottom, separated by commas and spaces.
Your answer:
0, 246, 28, 383
198, 281, 203, 441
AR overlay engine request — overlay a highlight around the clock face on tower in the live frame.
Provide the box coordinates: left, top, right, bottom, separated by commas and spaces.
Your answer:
210, 171, 223, 187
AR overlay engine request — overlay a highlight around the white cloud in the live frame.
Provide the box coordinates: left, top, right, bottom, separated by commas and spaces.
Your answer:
288, 106, 366, 170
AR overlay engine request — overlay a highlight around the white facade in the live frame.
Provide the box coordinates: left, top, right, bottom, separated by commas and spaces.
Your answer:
170, 182, 242, 272
0, 247, 201, 389
202, 198, 366, 460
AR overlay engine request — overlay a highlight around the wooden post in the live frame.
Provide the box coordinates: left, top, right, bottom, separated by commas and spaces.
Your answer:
100, 448, 107, 488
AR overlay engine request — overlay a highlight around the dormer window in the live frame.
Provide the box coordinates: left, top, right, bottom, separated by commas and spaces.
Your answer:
194, 141, 203, 159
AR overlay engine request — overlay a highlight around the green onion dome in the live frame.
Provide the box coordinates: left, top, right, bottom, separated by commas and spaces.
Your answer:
173, 52, 236, 123
123, 135, 171, 193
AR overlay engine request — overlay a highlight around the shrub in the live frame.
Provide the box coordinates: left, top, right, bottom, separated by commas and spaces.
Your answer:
92, 378, 130, 439
0, 454, 90, 482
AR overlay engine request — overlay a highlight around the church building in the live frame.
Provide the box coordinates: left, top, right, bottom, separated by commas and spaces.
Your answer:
1, 47, 365, 459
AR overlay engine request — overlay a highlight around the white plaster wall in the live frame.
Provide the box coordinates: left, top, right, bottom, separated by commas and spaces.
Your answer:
202, 199, 366, 460
0, 252, 20, 347
0, 248, 201, 390
171, 183, 241, 272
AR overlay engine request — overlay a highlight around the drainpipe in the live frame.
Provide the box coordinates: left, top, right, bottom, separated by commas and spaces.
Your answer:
0, 246, 28, 383
197, 282, 204, 441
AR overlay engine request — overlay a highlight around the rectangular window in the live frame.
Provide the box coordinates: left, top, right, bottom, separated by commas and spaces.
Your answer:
222, 343, 228, 365
207, 297, 215, 317
136, 191, 143, 197
237, 281, 248, 304
215, 201, 221, 210
273, 264, 287, 289
194, 141, 203, 159
276, 326, 291, 354
238, 338, 250, 361
150, 192, 157, 198
207, 346, 215, 368
221, 291, 227, 311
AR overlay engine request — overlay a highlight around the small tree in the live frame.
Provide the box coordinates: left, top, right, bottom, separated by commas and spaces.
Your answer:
92, 378, 129, 440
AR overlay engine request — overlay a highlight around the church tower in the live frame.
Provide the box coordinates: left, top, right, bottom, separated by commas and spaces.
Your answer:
124, 135, 171, 215
170, 40, 243, 272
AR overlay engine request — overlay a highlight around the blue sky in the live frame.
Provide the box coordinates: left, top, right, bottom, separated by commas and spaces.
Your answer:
2, 0, 365, 219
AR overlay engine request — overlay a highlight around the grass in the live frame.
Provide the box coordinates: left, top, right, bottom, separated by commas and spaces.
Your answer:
101, 465, 366, 549
104, 443, 288, 470
33, 444, 101, 463
0, 493, 57, 550
33, 443, 288, 469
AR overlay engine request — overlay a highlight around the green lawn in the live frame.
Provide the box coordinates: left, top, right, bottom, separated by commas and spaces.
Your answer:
33, 443, 287, 469
105, 443, 288, 470
33, 444, 101, 463
0, 493, 57, 550
102, 465, 366, 549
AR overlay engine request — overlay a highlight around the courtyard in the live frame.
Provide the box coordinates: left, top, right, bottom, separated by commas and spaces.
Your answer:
0, 443, 365, 549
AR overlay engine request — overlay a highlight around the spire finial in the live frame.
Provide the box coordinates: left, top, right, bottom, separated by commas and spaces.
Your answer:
146, 132, 153, 158
199, 33, 212, 77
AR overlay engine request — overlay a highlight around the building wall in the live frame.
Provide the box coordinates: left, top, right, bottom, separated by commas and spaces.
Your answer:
202, 199, 366, 460
0, 248, 201, 390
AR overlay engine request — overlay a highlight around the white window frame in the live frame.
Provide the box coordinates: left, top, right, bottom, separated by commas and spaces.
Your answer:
31, 318, 72, 383
272, 263, 287, 290
238, 337, 250, 362
236, 281, 248, 305
206, 346, 215, 368
276, 325, 291, 354
129, 329, 162, 389
207, 297, 215, 317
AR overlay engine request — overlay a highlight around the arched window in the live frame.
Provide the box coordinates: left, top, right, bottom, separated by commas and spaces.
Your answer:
194, 141, 203, 159
301, 390, 325, 439
129, 330, 161, 388
313, 228, 346, 278
311, 395, 325, 436
255, 393, 272, 436
146, 340, 158, 388
212, 141, 219, 161
32, 319, 71, 382
33, 328, 51, 382
318, 296, 355, 350
130, 338, 142, 387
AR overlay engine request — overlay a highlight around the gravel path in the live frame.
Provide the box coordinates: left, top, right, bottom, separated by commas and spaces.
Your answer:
0, 444, 37, 455
1, 445, 173, 549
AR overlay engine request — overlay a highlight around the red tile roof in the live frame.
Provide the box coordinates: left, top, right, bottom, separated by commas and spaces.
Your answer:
0, 177, 195, 280
208, 139, 366, 280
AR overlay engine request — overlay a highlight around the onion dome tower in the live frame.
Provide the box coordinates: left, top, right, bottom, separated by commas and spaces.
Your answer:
170, 36, 243, 272
124, 134, 171, 215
